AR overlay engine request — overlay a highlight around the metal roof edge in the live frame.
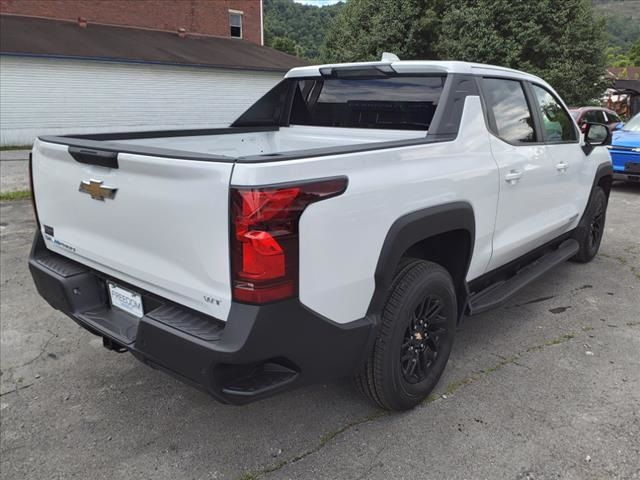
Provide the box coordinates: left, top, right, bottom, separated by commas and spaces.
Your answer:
0, 51, 290, 73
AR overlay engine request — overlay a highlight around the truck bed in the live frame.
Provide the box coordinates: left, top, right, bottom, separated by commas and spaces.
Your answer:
118, 125, 426, 157
40, 125, 428, 162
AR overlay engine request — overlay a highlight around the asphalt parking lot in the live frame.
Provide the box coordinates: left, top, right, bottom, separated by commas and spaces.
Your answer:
0, 151, 29, 194
1, 184, 639, 480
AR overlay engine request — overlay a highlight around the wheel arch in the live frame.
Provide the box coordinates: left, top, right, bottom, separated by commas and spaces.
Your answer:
594, 161, 613, 198
367, 202, 475, 322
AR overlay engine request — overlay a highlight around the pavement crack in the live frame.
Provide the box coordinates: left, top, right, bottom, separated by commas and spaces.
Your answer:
10, 331, 57, 370
0, 383, 33, 397
238, 410, 388, 480
238, 332, 578, 479
600, 252, 640, 282
354, 445, 386, 480
431, 332, 576, 402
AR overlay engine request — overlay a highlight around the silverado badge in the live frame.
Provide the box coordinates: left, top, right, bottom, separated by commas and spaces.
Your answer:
78, 179, 118, 201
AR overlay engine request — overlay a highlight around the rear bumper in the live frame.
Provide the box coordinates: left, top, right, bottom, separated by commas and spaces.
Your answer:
28, 232, 373, 404
613, 173, 640, 181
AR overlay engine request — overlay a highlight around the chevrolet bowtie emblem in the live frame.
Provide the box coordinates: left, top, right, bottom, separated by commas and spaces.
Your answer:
78, 179, 118, 201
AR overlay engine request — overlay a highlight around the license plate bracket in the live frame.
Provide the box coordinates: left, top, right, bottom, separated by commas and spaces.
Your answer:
625, 162, 640, 173
108, 282, 144, 318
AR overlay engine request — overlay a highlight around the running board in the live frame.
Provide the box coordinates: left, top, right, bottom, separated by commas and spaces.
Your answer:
468, 239, 579, 316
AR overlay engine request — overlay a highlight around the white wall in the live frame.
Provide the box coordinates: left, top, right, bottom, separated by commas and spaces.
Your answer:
0, 56, 283, 146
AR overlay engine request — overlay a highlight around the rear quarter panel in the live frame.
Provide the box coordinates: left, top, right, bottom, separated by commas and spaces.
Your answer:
231, 96, 500, 324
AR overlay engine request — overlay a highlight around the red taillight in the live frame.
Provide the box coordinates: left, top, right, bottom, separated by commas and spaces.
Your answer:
230, 177, 348, 304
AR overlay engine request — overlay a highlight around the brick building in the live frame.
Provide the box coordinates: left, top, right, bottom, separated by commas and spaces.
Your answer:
0, 0, 304, 146
0, 0, 264, 44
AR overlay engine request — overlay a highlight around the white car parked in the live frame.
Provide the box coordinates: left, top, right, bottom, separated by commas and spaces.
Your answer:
29, 57, 613, 410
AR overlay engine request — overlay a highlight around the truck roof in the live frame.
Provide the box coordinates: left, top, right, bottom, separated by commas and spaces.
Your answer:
285, 60, 547, 85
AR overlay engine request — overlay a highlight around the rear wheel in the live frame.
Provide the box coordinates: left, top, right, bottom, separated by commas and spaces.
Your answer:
354, 259, 457, 411
572, 186, 607, 263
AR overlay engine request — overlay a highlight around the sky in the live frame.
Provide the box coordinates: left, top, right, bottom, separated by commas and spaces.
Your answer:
293, 0, 343, 6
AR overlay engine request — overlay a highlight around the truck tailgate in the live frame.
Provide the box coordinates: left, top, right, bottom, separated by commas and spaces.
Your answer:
32, 140, 234, 320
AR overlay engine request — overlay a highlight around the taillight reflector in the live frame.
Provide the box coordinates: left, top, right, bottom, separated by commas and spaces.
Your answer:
230, 177, 347, 304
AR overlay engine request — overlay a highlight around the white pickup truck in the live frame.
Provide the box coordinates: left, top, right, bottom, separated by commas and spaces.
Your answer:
28, 58, 613, 410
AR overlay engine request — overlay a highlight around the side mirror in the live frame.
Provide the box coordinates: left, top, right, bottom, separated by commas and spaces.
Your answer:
581, 123, 610, 156
614, 122, 624, 131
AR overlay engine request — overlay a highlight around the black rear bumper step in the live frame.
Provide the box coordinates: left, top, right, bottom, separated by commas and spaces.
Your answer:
29, 248, 224, 346
147, 304, 224, 342
468, 239, 579, 315
28, 231, 373, 404
220, 362, 299, 397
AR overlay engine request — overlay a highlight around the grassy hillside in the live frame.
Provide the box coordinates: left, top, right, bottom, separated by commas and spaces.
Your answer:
593, 0, 640, 51
593, 0, 640, 19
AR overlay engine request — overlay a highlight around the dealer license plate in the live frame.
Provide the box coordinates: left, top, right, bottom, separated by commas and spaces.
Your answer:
108, 282, 144, 318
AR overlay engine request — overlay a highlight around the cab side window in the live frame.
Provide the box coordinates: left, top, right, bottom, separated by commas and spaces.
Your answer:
531, 84, 577, 142
583, 111, 599, 123
481, 78, 536, 144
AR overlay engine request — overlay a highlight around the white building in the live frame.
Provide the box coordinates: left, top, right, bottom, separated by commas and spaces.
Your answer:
0, 15, 303, 146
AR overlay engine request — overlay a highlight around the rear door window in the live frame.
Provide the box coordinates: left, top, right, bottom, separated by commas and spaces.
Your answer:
290, 76, 445, 130
481, 78, 537, 144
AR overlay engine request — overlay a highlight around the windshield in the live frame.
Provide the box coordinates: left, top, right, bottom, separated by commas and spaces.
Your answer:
622, 114, 640, 132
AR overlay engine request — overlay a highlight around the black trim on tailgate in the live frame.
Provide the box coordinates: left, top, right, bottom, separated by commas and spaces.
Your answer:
40, 126, 280, 163
69, 125, 280, 141
40, 136, 236, 162
69, 146, 119, 168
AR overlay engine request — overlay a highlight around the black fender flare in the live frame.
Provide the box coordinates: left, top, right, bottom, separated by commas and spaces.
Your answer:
593, 161, 613, 196
366, 202, 476, 320
577, 161, 613, 228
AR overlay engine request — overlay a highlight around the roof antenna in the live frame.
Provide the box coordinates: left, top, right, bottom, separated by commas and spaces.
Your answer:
381, 52, 400, 62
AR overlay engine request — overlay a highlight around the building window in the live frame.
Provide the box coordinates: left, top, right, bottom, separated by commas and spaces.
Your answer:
229, 11, 243, 38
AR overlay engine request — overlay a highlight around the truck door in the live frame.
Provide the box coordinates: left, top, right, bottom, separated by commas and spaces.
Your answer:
527, 82, 585, 235
480, 77, 565, 271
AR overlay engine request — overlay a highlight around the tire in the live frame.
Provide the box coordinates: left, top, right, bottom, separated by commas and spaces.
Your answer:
354, 259, 457, 411
571, 186, 607, 263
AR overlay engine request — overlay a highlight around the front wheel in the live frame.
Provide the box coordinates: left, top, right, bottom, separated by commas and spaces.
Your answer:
572, 186, 607, 263
354, 259, 457, 411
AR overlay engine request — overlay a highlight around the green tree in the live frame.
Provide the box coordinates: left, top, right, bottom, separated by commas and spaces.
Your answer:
264, 0, 344, 60
320, 0, 446, 63
269, 36, 301, 57
437, 0, 608, 105
320, 0, 608, 104
628, 40, 640, 65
